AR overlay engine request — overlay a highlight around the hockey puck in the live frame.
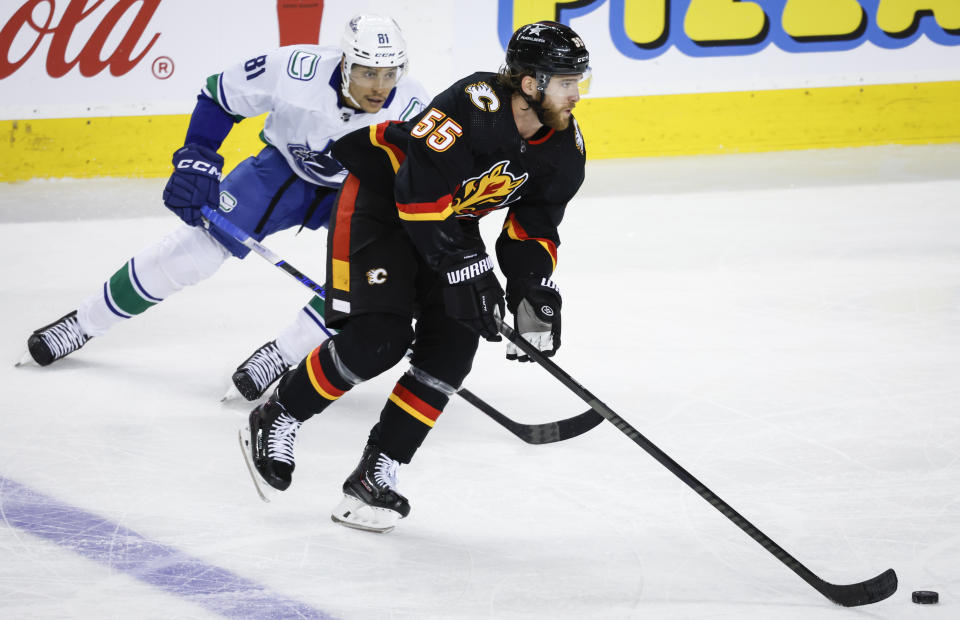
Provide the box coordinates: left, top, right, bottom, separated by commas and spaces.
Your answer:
912, 590, 939, 604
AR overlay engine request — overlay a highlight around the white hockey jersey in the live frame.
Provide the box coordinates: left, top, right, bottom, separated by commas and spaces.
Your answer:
202, 46, 428, 188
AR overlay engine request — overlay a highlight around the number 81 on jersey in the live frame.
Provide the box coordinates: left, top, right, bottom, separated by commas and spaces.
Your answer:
410, 108, 463, 152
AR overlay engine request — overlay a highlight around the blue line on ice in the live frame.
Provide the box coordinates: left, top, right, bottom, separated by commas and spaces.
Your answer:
0, 476, 338, 620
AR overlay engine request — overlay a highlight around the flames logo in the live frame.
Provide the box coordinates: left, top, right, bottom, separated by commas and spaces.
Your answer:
366, 268, 387, 284
465, 82, 500, 112
451, 160, 528, 216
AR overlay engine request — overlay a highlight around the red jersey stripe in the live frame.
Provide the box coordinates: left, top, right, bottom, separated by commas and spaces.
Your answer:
397, 195, 454, 221
504, 213, 558, 269
330, 174, 359, 292
369, 121, 406, 173
528, 128, 555, 145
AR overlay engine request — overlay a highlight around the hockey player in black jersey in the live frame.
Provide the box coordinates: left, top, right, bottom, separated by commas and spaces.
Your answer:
240, 21, 590, 532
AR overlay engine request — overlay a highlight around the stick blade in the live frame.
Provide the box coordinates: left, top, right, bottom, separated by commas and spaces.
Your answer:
551, 408, 605, 442
457, 388, 603, 445
495, 407, 602, 445
818, 568, 897, 607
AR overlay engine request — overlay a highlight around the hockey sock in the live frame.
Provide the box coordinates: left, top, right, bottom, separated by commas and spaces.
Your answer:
77, 225, 229, 337
274, 295, 329, 366
369, 367, 454, 464
276, 339, 358, 422
276, 313, 412, 421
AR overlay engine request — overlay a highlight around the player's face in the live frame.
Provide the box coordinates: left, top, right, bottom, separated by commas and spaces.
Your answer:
540, 73, 582, 130
346, 63, 400, 113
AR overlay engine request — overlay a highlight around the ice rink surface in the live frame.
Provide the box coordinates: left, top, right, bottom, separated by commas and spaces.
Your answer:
1, 144, 958, 619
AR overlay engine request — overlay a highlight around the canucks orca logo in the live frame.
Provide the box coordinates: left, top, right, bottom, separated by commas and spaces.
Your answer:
451, 160, 528, 217
287, 140, 344, 184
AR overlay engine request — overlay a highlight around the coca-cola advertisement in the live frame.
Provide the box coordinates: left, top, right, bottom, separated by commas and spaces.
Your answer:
0, 0, 460, 121
0, 0, 281, 119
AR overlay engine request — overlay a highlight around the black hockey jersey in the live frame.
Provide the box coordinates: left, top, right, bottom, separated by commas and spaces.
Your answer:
332, 71, 586, 284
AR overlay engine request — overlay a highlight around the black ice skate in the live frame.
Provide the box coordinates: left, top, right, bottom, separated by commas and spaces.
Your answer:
331, 444, 410, 533
238, 397, 302, 502
231, 340, 290, 401
23, 310, 90, 366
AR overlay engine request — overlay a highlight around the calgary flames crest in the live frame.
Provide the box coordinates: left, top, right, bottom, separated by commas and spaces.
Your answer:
465, 82, 500, 112
451, 160, 528, 217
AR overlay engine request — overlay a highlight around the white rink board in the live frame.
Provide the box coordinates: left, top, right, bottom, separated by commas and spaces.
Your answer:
2, 0, 959, 119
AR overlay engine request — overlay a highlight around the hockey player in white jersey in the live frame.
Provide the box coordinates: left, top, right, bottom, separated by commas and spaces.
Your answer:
23, 15, 428, 378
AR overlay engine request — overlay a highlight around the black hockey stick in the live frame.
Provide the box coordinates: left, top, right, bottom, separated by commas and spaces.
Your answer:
200, 206, 600, 444
456, 387, 601, 444
497, 319, 897, 606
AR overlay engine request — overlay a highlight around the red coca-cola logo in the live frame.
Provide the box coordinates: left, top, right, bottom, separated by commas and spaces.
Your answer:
0, 0, 161, 79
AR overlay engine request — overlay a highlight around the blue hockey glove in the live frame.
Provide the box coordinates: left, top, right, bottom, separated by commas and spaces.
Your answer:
162, 143, 224, 226
441, 251, 505, 342
505, 277, 561, 362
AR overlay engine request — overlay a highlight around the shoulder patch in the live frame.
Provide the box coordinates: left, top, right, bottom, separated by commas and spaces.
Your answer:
465, 82, 500, 112
572, 118, 585, 156
287, 50, 320, 81
400, 96, 425, 121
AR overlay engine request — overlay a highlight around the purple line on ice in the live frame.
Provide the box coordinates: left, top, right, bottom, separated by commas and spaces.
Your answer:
0, 476, 338, 620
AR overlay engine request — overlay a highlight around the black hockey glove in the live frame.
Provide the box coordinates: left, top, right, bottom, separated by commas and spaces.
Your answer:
505, 277, 562, 362
441, 251, 505, 342
162, 143, 224, 226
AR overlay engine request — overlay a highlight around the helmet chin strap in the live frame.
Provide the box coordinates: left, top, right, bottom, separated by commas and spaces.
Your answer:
519, 92, 547, 123
519, 71, 552, 123
340, 60, 363, 110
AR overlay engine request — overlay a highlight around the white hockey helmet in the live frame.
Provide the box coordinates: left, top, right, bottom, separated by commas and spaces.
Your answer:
340, 14, 407, 105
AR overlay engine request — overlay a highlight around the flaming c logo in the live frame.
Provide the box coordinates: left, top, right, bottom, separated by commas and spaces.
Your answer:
452, 160, 528, 216
465, 81, 500, 112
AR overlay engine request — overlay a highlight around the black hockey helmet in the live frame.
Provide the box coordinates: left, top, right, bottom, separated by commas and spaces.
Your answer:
505, 21, 589, 90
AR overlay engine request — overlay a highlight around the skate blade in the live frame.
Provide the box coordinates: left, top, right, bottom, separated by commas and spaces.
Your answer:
221, 383, 243, 403
330, 494, 402, 533
15, 350, 35, 367
237, 425, 274, 503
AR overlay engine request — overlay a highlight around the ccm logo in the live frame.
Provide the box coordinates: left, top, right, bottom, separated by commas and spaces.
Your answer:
177, 159, 222, 179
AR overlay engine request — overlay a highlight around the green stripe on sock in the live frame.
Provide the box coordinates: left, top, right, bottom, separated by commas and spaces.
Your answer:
307, 295, 325, 315
108, 262, 157, 316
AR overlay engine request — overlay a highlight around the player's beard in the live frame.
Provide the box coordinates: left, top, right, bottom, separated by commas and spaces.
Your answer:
540, 97, 573, 131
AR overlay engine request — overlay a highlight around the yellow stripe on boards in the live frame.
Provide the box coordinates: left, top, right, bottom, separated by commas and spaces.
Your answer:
1, 113, 268, 182
2, 81, 958, 182
574, 80, 960, 158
